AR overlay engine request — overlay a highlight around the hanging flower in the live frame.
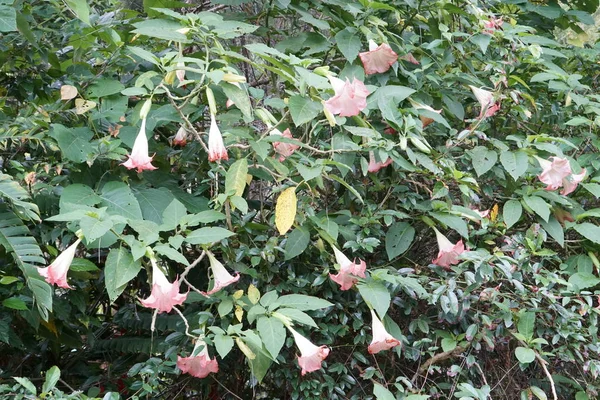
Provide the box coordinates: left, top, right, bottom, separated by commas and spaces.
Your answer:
122, 118, 158, 172
177, 341, 219, 379
468, 86, 500, 118
176, 62, 185, 83
483, 17, 503, 34
288, 327, 330, 376
272, 128, 300, 162
538, 156, 586, 195
324, 76, 369, 117
368, 151, 393, 173
368, 310, 401, 354
208, 114, 228, 162
409, 99, 442, 128
38, 238, 82, 289
359, 40, 398, 75
432, 228, 465, 268
329, 246, 366, 290
140, 258, 187, 313
400, 53, 420, 65
173, 126, 188, 147
201, 252, 240, 296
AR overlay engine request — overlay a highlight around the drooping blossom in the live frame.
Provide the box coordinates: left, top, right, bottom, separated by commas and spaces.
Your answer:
483, 17, 503, 34
409, 99, 442, 128
122, 118, 158, 172
324, 76, 369, 117
368, 309, 401, 354
538, 156, 586, 195
400, 53, 420, 65
207, 114, 228, 162
38, 238, 82, 289
469, 85, 499, 118
359, 40, 398, 75
173, 126, 188, 147
140, 258, 187, 313
329, 246, 366, 290
201, 252, 240, 296
368, 151, 393, 173
288, 327, 330, 376
176, 62, 185, 83
271, 128, 300, 162
177, 341, 219, 379
432, 228, 465, 268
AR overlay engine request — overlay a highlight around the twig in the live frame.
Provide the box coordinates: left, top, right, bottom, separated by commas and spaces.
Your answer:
535, 352, 558, 400
173, 306, 195, 338
211, 376, 244, 400
412, 346, 466, 383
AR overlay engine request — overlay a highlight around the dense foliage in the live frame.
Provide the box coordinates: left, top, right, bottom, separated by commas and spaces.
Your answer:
1, 0, 600, 399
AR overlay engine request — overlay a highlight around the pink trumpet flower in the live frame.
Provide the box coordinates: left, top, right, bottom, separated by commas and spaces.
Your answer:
201, 252, 240, 296
368, 152, 393, 173
368, 310, 401, 354
177, 341, 219, 379
207, 114, 228, 162
272, 128, 300, 162
38, 238, 82, 289
140, 258, 187, 313
288, 327, 330, 376
432, 229, 465, 268
469, 85, 499, 118
538, 156, 586, 195
324, 76, 369, 117
173, 126, 187, 147
329, 246, 366, 290
122, 118, 158, 172
359, 40, 398, 75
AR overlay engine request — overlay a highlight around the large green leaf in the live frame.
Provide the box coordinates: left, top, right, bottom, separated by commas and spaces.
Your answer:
522, 196, 550, 222
257, 316, 286, 359
221, 83, 252, 120
503, 199, 522, 229
276, 294, 333, 311
185, 227, 235, 245
469, 146, 497, 176
284, 227, 310, 260
500, 151, 528, 181
65, 0, 90, 25
385, 222, 415, 260
289, 95, 322, 126
105, 247, 141, 303
100, 182, 143, 220
0, 5, 17, 32
335, 27, 361, 63
134, 187, 175, 224
49, 124, 94, 164
573, 223, 600, 244
357, 281, 390, 318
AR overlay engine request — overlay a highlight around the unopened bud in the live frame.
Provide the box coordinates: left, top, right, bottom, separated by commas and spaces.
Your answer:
223, 73, 246, 83
140, 99, 152, 119
206, 87, 217, 115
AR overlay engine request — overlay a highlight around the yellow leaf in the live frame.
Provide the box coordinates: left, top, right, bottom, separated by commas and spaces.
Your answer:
235, 337, 256, 360
490, 204, 499, 222
60, 85, 78, 100
232, 289, 244, 300
75, 98, 96, 114
275, 187, 297, 235
248, 284, 260, 304
235, 305, 244, 322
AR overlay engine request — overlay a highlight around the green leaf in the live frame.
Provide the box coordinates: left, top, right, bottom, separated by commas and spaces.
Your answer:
583, 183, 600, 198
221, 82, 252, 120
2, 297, 28, 310
185, 227, 235, 245
180, 211, 226, 227
385, 222, 415, 260
335, 27, 361, 63
134, 188, 175, 225
289, 95, 322, 126
154, 245, 189, 266
517, 312, 536, 341
105, 247, 141, 303
65, 0, 90, 25
573, 223, 600, 244
515, 347, 535, 364
225, 158, 248, 197
70, 258, 99, 272
500, 151, 528, 181
214, 334, 234, 359
0, 5, 16, 32
296, 164, 323, 182
49, 124, 94, 163
13, 377, 36, 395
523, 196, 550, 222
100, 182, 143, 220
80, 215, 114, 243
128, 220, 160, 244
160, 199, 187, 231
276, 294, 333, 311
530, 386, 548, 400
328, 174, 364, 204
540, 216, 564, 247
441, 338, 457, 352
257, 316, 286, 359
127, 46, 160, 66
469, 146, 497, 176
373, 383, 395, 400
42, 366, 60, 394
358, 281, 390, 318
568, 272, 600, 291
87, 79, 125, 98
430, 212, 468, 238
276, 308, 317, 328
503, 200, 522, 229
132, 19, 189, 42
284, 227, 310, 260
471, 33, 491, 53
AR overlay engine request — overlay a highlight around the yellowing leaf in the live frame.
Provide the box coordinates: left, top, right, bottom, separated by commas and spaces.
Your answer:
248, 284, 260, 304
275, 187, 297, 235
233, 289, 244, 300
60, 85, 78, 100
75, 98, 97, 114
235, 305, 244, 322
235, 337, 256, 360
490, 204, 499, 222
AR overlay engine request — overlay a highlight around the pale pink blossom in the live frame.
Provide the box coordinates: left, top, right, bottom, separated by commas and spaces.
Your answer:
208, 114, 228, 162
38, 238, 81, 289
140, 259, 187, 313
324, 76, 369, 117
201, 252, 240, 296
368, 310, 401, 354
432, 229, 465, 268
177, 341, 219, 379
272, 128, 300, 162
409, 99, 442, 128
173, 126, 187, 147
538, 157, 586, 195
368, 152, 393, 173
329, 246, 366, 290
176, 62, 185, 83
400, 53, 420, 65
469, 86, 499, 118
288, 327, 330, 376
483, 17, 503, 33
122, 118, 158, 172
359, 40, 398, 75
